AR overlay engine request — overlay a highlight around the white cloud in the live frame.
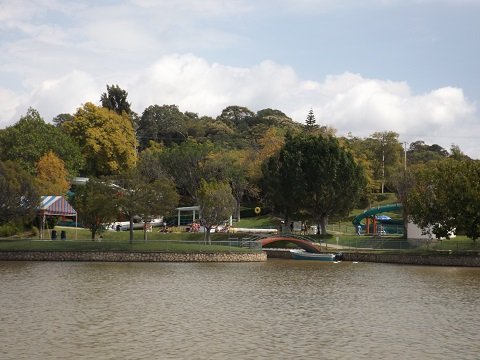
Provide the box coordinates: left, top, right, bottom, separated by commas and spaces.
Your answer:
0, 87, 21, 128
12, 70, 100, 122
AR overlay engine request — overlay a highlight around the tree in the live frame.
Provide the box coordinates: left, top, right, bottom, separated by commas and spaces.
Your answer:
114, 169, 179, 243
390, 168, 416, 237
198, 180, 236, 244
35, 151, 70, 196
450, 144, 470, 161
73, 178, 118, 240
366, 131, 403, 193
137, 104, 189, 150
62, 102, 137, 176
217, 105, 255, 133
406, 160, 458, 240
0, 160, 39, 226
52, 113, 74, 127
262, 133, 365, 234
407, 158, 480, 242
342, 135, 376, 205
100, 84, 132, 115
0, 108, 84, 175
157, 139, 214, 202
305, 109, 317, 128
261, 133, 309, 226
407, 140, 448, 165
205, 149, 251, 221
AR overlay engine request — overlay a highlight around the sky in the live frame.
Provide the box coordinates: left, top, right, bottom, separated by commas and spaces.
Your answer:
1, 0, 480, 157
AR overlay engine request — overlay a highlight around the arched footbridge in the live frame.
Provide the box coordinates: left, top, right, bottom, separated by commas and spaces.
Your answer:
257, 234, 323, 253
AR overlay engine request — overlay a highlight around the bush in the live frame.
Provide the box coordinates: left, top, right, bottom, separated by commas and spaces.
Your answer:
30, 226, 40, 237
0, 223, 20, 237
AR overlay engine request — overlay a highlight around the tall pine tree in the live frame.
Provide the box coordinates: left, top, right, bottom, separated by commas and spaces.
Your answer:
305, 109, 317, 129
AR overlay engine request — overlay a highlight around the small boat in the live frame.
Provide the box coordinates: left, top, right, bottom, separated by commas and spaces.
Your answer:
290, 250, 341, 261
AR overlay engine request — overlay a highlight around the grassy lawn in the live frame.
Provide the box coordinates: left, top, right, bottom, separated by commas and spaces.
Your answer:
0, 238, 258, 253
235, 215, 280, 228
326, 234, 480, 252
3, 196, 479, 254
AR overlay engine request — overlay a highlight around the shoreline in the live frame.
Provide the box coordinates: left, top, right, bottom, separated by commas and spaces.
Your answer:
1, 249, 479, 266
0, 250, 267, 262
264, 249, 480, 267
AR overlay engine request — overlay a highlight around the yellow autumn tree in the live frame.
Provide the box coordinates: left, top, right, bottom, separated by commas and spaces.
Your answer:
248, 127, 286, 182
62, 102, 137, 176
36, 151, 70, 195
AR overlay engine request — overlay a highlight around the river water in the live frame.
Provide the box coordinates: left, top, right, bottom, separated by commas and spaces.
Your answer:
1, 260, 479, 360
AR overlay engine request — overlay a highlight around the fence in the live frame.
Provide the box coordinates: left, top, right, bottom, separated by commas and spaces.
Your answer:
323, 236, 480, 251
325, 223, 404, 235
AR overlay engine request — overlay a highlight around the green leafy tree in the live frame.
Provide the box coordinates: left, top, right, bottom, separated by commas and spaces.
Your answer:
262, 133, 365, 234
0, 160, 39, 226
100, 84, 132, 115
73, 178, 118, 240
261, 133, 308, 225
449, 144, 471, 161
0, 108, 84, 175
157, 139, 214, 202
342, 135, 376, 205
52, 113, 74, 127
62, 102, 137, 176
206, 149, 251, 221
390, 168, 416, 237
216, 105, 255, 136
366, 131, 403, 193
407, 159, 480, 242
114, 169, 179, 243
137, 104, 188, 149
407, 140, 448, 165
198, 180, 236, 244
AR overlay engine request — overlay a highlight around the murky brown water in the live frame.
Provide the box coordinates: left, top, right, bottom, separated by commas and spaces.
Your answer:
1, 260, 479, 359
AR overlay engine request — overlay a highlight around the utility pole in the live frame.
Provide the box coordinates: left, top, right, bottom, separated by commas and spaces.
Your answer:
381, 134, 385, 194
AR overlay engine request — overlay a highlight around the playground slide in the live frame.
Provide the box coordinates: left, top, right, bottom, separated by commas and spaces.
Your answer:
352, 203, 403, 227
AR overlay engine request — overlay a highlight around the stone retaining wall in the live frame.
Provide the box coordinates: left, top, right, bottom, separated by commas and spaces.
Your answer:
264, 249, 480, 266
342, 252, 480, 267
0, 251, 267, 262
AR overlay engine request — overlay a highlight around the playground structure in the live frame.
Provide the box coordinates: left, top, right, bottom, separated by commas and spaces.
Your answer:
352, 203, 404, 235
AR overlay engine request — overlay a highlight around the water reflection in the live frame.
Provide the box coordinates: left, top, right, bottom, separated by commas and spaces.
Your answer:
1, 261, 479, 359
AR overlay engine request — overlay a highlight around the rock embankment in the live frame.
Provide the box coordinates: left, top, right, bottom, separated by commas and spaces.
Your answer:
342, 252, 480, 267
0, 251, 267, 262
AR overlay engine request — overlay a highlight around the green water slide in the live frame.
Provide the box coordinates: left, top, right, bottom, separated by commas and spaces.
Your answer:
352, 203, 403, 227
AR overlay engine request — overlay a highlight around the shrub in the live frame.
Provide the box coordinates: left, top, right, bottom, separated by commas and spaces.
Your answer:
0, 223, 20, 237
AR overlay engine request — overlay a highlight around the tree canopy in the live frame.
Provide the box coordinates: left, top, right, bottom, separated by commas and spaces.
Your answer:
73, 177, 118, 240
62, 102, 137, 176
407, 158, 480, 241
198, 180, 236, 244
100, 84, 132, 115
35, 151, 70, 196
0, 160, 39, 226
262, 133, 365, 233
0, 108, 84, 175
113, 169, 179, 242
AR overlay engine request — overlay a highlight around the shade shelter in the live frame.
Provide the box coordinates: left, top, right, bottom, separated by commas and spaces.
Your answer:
38, 195, 77, 240
176, 206, 200, 227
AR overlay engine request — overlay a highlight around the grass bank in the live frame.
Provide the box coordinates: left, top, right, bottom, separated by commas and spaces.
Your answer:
0, 239, 257, 253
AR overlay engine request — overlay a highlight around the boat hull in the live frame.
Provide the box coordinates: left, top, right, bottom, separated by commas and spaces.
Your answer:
290, 250, 337, 261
